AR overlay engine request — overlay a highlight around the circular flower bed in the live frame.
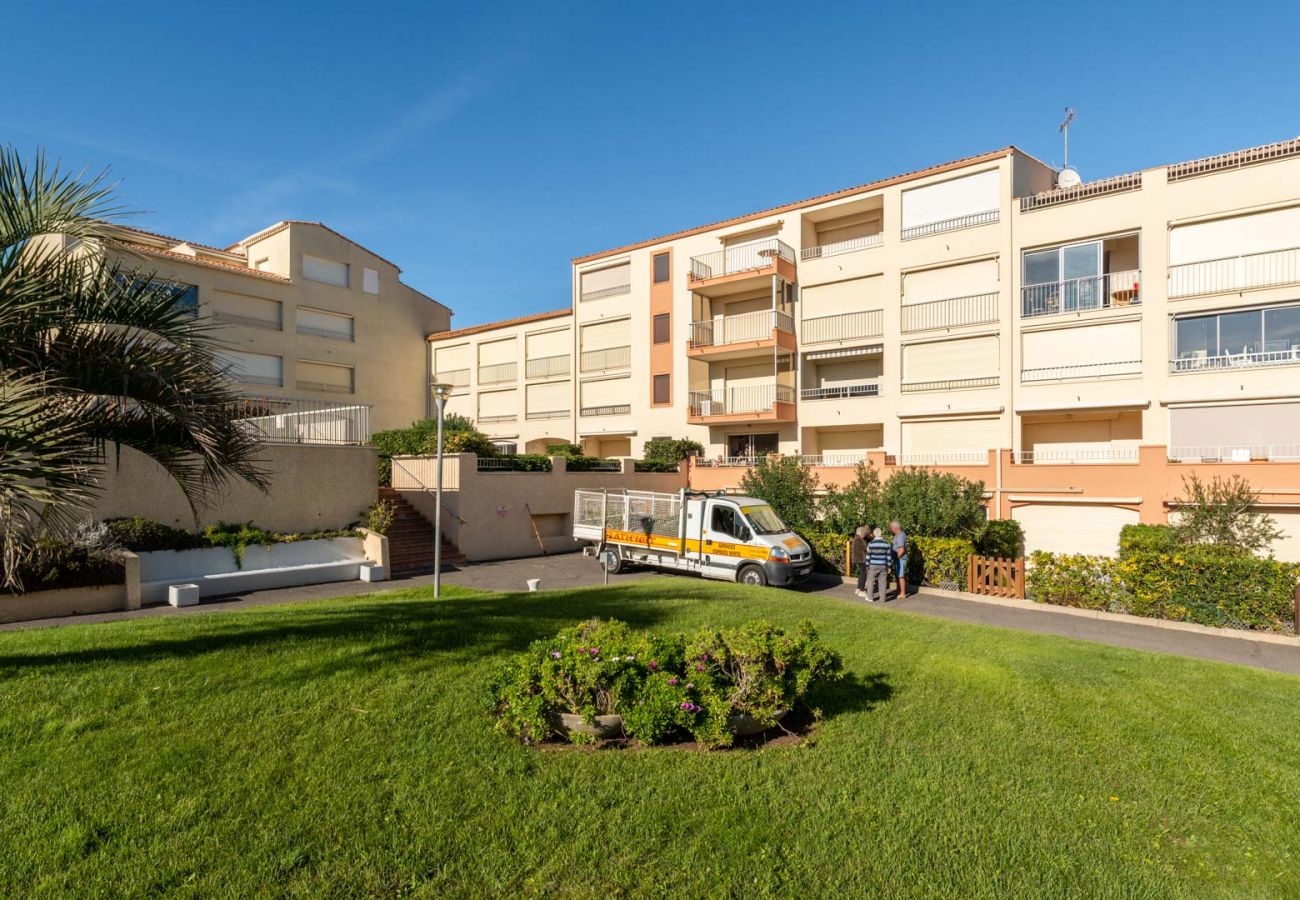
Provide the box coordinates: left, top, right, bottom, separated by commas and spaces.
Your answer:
488, 617, 843, 748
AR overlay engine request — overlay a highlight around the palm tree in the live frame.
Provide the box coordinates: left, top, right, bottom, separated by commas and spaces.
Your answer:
0, 148, 269, 588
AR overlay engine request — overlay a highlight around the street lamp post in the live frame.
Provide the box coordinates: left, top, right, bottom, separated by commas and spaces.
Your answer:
431, 382, 454, 598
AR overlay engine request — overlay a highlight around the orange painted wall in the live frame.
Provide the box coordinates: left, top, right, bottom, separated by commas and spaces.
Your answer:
649, 250, 673, 408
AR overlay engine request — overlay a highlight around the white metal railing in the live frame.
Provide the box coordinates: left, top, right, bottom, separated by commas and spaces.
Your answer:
1170, 347, 1300, 373
296, 380, 354, 394
901, 209, 998, 241
477, 361, 517, 384
234, 397, 371, 445
1168, 444, 1300, 463
799, 453, 869, 467
580, 403, 631, 417
1019, 172, 1143, 212
1022, 270, 1141, 318
1015, 447, 1139, 465
692, 456, 762, 468
1167, 136, 1300, 182
296, 323, 352, 341
688, 309, 794, 348
689, 238, 796, 281
580, 282, 632, 302
800, 232, 884, 260
688, 383, 795, 417
900, 375, 997, 393
579, 345, 630, 372
435, 368, 470, 387
214, 311, 281, 331
901, 292, 999, 332
477, 413, 516, 424
1168, 247, 1300, 298
525, 354, 570, 378
231, 373, 282, 387
801, 382, 879, 401
801, 309, 883, 344
1022, 359, 1142, 382
898, 450, 989, 466
526, 409, 570, 420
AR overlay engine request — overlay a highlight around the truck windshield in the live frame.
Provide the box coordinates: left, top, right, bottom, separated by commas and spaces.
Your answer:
740, 505, 787, 535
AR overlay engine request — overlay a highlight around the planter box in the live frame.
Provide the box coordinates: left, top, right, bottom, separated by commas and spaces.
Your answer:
0, 583, 128, 625
134, 537, 367, 606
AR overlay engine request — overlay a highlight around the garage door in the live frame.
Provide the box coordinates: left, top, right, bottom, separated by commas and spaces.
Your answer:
1013, 503, 1139, 557
1268, 511, 1300, 563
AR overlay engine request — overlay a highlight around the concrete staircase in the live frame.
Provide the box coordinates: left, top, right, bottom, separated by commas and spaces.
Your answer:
377, 486, 464, 574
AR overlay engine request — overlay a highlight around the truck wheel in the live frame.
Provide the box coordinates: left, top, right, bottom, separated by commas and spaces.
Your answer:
738, 564, 767, 587
599, 548, 624, 575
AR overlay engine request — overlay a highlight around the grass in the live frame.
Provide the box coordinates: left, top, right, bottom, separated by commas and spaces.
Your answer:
1, 580, 1298, 897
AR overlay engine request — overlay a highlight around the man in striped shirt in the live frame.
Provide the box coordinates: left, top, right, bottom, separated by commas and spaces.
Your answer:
864, 527, 892, 603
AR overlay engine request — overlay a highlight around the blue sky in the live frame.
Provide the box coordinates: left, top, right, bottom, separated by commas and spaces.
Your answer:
5, 1, 1298, 327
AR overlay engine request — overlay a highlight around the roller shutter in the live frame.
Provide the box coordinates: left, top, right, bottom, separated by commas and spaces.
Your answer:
296, 360, 354, 393
903, 259, 999, 305
478, 337, 516, 365
580, 318, 631, 350
297, 306, 353, 340
526, 381, 570, 415
802, 276, 885, 318
902, 418, 1001, 454
526, 328, 570, 357
903, 335, 998, 382
1014, 503, 1139, 557
902, 170, 1000, 231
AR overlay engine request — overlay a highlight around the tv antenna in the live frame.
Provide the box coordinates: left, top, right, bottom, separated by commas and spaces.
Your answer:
1056, 107, 1080, 188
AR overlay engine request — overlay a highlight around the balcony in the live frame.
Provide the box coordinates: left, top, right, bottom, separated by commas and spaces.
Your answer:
1167, 136, 1300, 182
477, 362, 517, 385
687, 309, 795, 358
900, 375, 997, 394
526, 408, 570, 420
435, 368, 470, 389
297, 380, 354, 395
214, 311, 282, 331
1168, 444, 1300, 463
579, 345, 630, 373
1015, 447, 1139, 465
801, 232, 883, 261
687, 383, 796, 424
1022, 360, 1142, 382
901, 209, 998, 241
798, 453, 869, 467
477, 413, 517, 424
801, 382, 879, 401
688, 239, 796, 295
1170, 347, 1300, 374
526, 354, 570, 379
898, 450, 989, 465
901, 292, 999, 332
1168, 247, 1300, 299
1022, 270, 1141, 318
1019, 172, 1142, 212
801, 309, 882, 345
579, 403, 632, 417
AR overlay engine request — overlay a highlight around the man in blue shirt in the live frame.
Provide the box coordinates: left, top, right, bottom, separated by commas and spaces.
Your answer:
864, 527, 892, 603
889, 520, 909, 600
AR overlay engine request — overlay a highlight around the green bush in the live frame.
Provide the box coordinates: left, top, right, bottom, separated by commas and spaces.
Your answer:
497, 454, 553, 472
7, 538, 124, 595
879, 468, 986, 539
373, 415, 496, 485
818, 463, 884, 535
642, 438, 704, 466
632, 459, 679, 473
544, 442, 582, 456
739, 456, 819, 531
1026, 551, 1128, 612
975, 519, 1023, 559
800, 529, 852, 575
1118, 523, 1179, 558
909, 536, 974, 588
366, 501, 396, 535
103, 516, 202, 552
562, 455, 612, 472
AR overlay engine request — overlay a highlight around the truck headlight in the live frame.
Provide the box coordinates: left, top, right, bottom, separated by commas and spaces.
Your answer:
768, 546, 790, 563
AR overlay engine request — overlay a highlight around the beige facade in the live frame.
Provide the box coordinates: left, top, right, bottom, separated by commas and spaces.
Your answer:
94, 220, 450, 432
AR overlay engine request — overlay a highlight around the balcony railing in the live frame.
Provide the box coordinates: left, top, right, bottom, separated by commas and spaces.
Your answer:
1167, 136, 1300, 182
901, 209, 998, 241
898, 450, 989, 466
477, 413, 517, 424
233, 396, 372, 445
1022, 359, 1142, 382
296, 380, 354, 394
213, 311, 282, 331
579, 345, 630, 372
478, 456, 553, 472
435, 368, 470, 389
1019, 172, 1142, 212
688, 383, 795, 417
478, 362, 517, 385
526, 409, 570, 420
693, 456, 762, 468
689, 239, 796, 281
296, 323, 352, 341
1015, 447, 1139, 465
900, 375, 998, 393
1170, 347, 1300, 373
689, 309, 794, 348
1022, 270, 1141, 318
800, 232, 883, 260
580, 403, 632, 417
801, 309, 882, 344
580, 282, 631, 303
1168, 444, 1300, 463
901, 292, 999, 332
798, 453, 870, 467
801, 382, 879, 401
526, 354, 571, 378
230, 373, 283, 387
1168, 247, 1300, 298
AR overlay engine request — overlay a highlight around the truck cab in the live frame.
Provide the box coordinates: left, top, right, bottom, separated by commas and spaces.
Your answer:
697, 495, 814, 586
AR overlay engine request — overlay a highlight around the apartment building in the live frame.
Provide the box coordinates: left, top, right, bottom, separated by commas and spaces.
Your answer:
95, 220, 450, 432
428, 134, 1300, 558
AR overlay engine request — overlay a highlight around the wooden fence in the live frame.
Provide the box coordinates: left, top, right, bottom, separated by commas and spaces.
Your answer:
966, 554, 1025, 599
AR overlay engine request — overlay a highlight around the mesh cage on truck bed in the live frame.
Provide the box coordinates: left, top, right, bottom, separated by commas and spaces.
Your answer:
573, 490, 684, 542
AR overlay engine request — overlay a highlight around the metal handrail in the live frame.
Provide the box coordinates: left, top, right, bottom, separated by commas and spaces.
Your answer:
1019, 172, 1142, 212
901, 292, 998, 332
388, 457, 467, 525
801, 382, 879, 400
525, 354, 571, 378
1015, 448, 1139, 464
688, 383, 796, 416
580, 404, 631, 417
579, 345, 630, 372
231, 373, 283, 387
900, 375, 997, 393
213, 311, 282, 330
234, 396, 372, 445
1168, 246, 1300, 298
801, 309, 883, 343
689, 238, 796, 281
580, 283, 632, 302
1170, 347, 1300, 373
435, 368, 470, 387
901, 209, 998, 241
296, 380, 354, 394
898, 450, 989, 465
798, 453, 869, 467
801, 232, 883, 260
1167, 136, 1300, 182
525, 409, 570, 420
1022, 270, 1141, 318
477, 413, 517, 423
688, 309, 794, 347
477, 362, 517, 384
1021, 360, 1142, 382
1168, 444, 1300, 462
297, 323, 353, 341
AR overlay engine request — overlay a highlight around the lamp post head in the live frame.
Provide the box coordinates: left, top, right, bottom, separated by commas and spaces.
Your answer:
431, 382, 454, 401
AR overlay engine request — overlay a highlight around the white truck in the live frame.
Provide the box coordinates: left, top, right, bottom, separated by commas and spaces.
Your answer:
572, 489, 814, 586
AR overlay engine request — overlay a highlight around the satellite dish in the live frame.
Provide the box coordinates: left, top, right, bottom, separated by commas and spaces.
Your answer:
1057, 167, 1082, 189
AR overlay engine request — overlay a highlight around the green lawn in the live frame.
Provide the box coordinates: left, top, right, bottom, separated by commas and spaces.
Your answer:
1, 581, 1297, 897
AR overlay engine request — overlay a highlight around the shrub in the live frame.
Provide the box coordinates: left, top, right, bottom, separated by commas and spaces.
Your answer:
880, 468, 986, 539
1172, 473, 1283, 555
544, 442, 582, 457
367, 501, 396, 535
801, 529, 852, 575
818, 463, 884, 535
1026, 552, 1128, 612
909, 536, 974, 588
562, 455, 611, 472
498, 454, 553, 472
103, 516, 202, 552
1117, 546, 1297, 631
372, 415, 496, 485
975, 519, 1023, 559
633, 459, 679, 473
1118, 523, 1179, 558
739, 456, 819, 531
7, 538, 124, 595
641, 438, 704, 466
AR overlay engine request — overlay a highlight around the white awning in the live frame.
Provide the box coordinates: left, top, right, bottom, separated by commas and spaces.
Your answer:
804, 344, 883, 361
577, 429, 637, 438
1016, 399, 1150, 414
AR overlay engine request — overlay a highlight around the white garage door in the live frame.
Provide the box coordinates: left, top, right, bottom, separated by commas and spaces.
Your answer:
1268, 511, 1300, 563
1014, 503, 1139, 557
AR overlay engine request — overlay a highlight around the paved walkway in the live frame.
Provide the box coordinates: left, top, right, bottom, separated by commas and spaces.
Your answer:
3, 553, 1298, 676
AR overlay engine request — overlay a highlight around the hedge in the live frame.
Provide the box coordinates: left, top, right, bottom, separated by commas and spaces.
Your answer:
1118, 523, 1179, 558
798, 530, 974, 587
1027, 547, 1299, 633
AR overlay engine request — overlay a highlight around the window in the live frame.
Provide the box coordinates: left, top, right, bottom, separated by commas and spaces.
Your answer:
296, 360, 355, 394
216, 350, 282, 386
363, 267, 379, 294
297, 307, 355, 341
652, 252, 670, 284
1175, 305, 1300, 362
711, 505, 739, 538
653, 373, 670, 404
727, 433, 779, 458
494, 442, 518, 456
653, 313, 670, 344
302, 254, 349, 288
124, 277, 198, 316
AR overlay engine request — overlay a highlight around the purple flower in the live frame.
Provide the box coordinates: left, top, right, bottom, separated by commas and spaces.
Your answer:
685, 683, 694, 690
589, 647, 600, 656
648, 661, 657, 670
679, 701, 692, 711
667, 677, 679, 686
695, 664, 705, 672
550, 651, 561, 659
